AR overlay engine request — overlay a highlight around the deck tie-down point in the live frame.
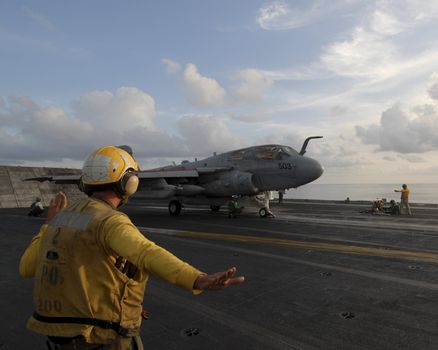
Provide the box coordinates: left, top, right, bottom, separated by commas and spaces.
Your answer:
340, 312, 355, 319
181, 328, 201, 337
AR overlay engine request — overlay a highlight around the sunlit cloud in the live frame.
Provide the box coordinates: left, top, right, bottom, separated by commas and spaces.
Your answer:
177, 115, 245, 154
182, 64, 226, 107
230, 68, 273, 104
356, 102, 438, 153
428, 82, 438, 100
0, 88, 255, 163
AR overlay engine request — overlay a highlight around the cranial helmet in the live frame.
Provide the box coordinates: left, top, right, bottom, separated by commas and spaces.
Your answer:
80, 146, 139, 198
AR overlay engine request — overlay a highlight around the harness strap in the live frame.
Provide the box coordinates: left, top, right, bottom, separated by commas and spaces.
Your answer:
33, 312, 133, 337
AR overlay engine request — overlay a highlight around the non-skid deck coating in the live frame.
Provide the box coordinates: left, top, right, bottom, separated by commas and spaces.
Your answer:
2, 199, 438, 349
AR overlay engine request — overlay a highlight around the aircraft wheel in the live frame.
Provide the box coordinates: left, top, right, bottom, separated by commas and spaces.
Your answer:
259, 208, 268, 218
210, 205, 221, 212
169, 200, 182, 216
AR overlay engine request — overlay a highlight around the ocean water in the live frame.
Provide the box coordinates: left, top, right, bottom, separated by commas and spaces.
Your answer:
285, 183, 438, 204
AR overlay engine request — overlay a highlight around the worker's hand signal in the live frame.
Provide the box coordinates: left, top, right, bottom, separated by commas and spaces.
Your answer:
194, 267, 245, 291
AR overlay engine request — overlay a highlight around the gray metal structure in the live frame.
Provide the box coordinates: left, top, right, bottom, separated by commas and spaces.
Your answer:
26, 136, 324, 216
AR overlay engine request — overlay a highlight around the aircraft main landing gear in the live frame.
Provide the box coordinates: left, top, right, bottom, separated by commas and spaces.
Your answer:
168, 200, 182, 216
259, 207, 275, 218
210, 205, 221, 212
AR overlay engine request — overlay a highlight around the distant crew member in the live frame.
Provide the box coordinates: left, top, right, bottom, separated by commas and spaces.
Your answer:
19, 145, 245, 350
394, 184, 412, 215
228, 196, 242, 218
27, 197, 44, 217
278, 189, 285, 204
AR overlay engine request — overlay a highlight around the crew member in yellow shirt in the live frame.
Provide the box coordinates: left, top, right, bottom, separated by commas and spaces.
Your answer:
19, 146, 244, 350
394, 183, 412, 215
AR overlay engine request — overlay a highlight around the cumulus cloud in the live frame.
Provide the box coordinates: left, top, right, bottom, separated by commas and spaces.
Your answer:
0, 88, 189, 162
356, 103, 438, 153
398, 154, 425, 163
0, 88, 260, 164
73, 87, 157, 132
383, 155, 397, 162
256, 131, 365, 168
163, 62, 272, 110
177, 115, 245, 155
254, 130, 303, 148
182, 64, 226, 107
428, 82, 438, 100
162, 58, 181, 74
0, 96, 93, 161
313, 144, 366, 168
231, 69, 273, 104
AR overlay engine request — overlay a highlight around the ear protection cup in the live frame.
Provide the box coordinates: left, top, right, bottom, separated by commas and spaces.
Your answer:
79, 177, 93, 196
116, 171, 139, 197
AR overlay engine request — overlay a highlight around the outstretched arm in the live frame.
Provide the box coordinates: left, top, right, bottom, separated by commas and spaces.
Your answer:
193, 267, 245, 291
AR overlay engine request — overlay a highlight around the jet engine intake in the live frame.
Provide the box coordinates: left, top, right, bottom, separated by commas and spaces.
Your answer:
136, 179, 177, 198
203, 170, 258, 196
176, 185, 205, 196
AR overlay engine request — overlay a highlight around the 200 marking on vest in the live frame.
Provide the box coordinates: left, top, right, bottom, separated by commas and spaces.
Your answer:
37, 299, 62, 313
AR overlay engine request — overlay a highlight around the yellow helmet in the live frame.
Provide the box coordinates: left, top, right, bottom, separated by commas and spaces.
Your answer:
81, 146, 139, 198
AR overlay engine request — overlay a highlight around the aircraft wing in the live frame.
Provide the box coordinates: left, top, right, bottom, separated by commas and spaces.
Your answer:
196, 167, 231, 174
24, 175, 81, 184
24, 167, 230, 186
137, 169, 199, 179
137, 166, 230, 179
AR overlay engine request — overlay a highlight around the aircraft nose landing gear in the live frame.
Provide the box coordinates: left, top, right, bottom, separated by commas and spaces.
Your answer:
169, 200, 182, 216
259, 207, 275, 218
210, 205, 221, 212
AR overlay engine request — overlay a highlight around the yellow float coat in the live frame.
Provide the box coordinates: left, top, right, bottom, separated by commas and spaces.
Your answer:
400, 188, 410, 200
19, 197, 203, 344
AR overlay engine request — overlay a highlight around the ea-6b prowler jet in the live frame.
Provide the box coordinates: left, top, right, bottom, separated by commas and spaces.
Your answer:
26, 136, 324, 217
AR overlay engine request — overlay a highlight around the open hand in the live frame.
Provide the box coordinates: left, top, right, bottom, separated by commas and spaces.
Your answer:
194, 267, 245, 291
46, 191, 68, 223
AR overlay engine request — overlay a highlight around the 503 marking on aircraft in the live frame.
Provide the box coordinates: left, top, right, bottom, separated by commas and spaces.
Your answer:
278, 163, 295, 170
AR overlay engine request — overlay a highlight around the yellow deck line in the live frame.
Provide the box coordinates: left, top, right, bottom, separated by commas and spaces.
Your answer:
177, 231, 438, 264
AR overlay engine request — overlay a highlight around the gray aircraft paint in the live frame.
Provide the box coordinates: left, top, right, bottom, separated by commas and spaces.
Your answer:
25, 136, 324, 216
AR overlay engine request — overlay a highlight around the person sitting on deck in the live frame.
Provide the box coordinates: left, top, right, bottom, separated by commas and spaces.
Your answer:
28, 197, 44, 217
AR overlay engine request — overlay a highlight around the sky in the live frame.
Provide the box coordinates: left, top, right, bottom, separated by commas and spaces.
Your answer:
1, 0, 438, 184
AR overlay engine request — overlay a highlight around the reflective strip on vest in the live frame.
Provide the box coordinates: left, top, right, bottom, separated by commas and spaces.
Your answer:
50, 211, 93, 231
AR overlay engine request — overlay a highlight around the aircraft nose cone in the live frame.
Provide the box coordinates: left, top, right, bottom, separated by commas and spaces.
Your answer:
312, 158, 324, 180
297, 157, 324, 185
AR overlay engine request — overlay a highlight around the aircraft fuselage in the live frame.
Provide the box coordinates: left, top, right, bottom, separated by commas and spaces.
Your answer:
148, 144, 324, 198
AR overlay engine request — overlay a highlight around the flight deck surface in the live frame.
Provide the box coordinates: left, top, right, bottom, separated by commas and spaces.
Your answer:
2, 199, 438, 349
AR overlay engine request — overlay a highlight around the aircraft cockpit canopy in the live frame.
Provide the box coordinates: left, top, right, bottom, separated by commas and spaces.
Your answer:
254, 145, 298, 160
228, 145, 298, 161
